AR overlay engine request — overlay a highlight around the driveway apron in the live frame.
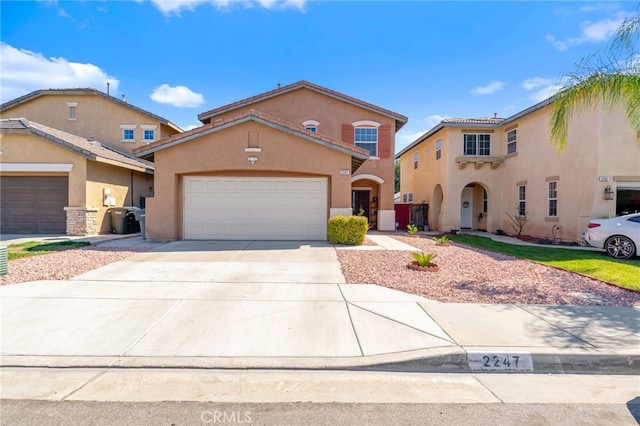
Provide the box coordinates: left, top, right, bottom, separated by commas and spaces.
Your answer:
1, 240, 455, 367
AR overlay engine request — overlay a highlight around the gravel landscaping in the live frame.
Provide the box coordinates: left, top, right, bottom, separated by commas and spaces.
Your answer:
1, 241, 152, 286
3, 235, 639, 307
337, 235, 640, 307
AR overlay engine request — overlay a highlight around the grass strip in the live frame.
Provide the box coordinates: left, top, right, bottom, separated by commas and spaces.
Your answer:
7, 241, 91, 260
449, 235, 640, 292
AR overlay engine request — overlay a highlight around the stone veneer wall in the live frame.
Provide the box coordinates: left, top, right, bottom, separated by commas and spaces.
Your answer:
64, 207, 99, 236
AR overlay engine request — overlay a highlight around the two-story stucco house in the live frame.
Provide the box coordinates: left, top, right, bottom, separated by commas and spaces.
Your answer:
0, 89, 182, 235
396, 98, 640, 243
134, 81, 407, 241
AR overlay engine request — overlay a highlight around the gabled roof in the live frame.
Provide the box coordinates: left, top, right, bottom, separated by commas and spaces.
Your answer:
197, 81, 408, 132
0, 88, 183, 133
134, 110, 370, 173
0, 118, 154, 173
395, 97, 556, 158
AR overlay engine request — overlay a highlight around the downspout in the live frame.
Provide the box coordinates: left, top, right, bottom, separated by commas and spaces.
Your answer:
131, 170, 134, 206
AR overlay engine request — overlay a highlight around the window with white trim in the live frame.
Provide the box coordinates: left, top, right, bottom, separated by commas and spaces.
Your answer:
141, 125, 157, 142
120, 125, 136, 142
408, 192, 413, 202
547, 181, 558, 217
355, 127, 378, 156
303, 120, 319, 133
518, 185, 526, 216
403, 194, 408, 203
435, 139, 442, 160
67, 102, 78, 121
413, 152, 419, 169
463, 133, 491, 156
507, 129, 517, 154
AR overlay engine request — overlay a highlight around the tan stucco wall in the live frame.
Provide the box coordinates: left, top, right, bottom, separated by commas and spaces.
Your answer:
1, 94, 178, 155
1, 133, 153, 234
0, 133, 87, 206
145, 120, 354, 240
86, 162, 153, 233
205, 88, 398, 211
399, 102, 640, 241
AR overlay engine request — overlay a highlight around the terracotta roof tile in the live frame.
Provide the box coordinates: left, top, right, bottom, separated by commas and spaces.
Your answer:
134, 109, 369, 158
197, 81, 408, 131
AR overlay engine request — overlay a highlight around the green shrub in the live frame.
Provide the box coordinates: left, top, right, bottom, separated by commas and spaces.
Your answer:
328, 215, 368, 245
411, 251, 438, 267
433, 235, 450, 245
407, 224, 418, 235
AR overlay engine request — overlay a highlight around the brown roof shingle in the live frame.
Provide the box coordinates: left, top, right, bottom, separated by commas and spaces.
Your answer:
0, 118, 154, 173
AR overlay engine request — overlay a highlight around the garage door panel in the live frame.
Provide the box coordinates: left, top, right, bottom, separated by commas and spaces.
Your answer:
1, 176, 68, 234
184, 177, 327, 240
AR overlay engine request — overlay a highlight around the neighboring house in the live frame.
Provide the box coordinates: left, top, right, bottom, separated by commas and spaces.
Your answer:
0, 118, 154, 235
0, 88, 182, 156
134, 81, 407, 241
396, 99, 640, 242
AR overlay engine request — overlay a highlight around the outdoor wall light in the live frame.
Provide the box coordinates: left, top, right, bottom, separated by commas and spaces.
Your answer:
248, 156, 258, 165
604, 185, 614, 200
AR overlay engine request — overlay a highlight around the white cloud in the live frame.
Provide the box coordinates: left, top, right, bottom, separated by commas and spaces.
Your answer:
521, 77, 553, 91
521, 76, 562, 103
469, 81, 506, 96
0, 43, 119, 102
150, 84, 205, 107
425, 114, 450, 127
148, 0, 305, 16
183, 124, 201, 131
579, 3, 620, 13
545, 13, 631, 51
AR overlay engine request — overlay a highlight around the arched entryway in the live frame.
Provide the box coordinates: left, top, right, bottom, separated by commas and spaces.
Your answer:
351, 174, 383, 230
460, 182, 489, 231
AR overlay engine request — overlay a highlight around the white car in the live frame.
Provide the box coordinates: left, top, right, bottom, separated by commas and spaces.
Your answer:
584, 213, 640, 259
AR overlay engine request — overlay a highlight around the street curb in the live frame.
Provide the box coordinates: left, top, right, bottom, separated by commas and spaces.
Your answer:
2, 348, 638, 375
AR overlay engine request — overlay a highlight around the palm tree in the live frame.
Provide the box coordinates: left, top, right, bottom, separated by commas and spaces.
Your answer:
550, 15, 640, 152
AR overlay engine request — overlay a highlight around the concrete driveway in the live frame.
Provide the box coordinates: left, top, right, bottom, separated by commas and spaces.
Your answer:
1, 239, 457, 369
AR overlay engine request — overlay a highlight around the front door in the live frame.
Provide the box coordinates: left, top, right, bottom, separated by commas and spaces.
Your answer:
352, 190, 370, 219
460, 187, 473, 229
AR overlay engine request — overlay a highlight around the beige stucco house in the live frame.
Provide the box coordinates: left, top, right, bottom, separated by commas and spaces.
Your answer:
396, 99, 640, 242
135, 81, 407, 241
0, 88, 183, 235
0, 118, 154, 235
0, 88, 182, 155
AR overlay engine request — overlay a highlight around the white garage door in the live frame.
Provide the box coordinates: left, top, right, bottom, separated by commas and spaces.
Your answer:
183, 177, 328, 240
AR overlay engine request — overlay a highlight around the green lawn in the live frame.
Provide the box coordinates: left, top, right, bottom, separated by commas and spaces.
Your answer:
7, 241, 91, 260
449, 235, 640, 292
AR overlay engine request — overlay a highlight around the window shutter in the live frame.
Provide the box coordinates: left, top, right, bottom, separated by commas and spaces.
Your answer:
378, 124, 392, 158
342, 124, 354, 144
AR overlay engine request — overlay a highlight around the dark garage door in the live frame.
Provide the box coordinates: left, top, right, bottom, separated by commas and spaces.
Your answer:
1, 176, 68, 234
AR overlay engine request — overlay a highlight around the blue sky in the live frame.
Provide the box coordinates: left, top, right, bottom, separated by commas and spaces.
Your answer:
1, 1, 637, 152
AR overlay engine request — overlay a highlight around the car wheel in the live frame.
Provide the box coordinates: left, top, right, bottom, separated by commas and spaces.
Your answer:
604, 236, 636, 259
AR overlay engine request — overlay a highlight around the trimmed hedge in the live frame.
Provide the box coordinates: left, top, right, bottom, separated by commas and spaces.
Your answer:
328, 215, 368, 245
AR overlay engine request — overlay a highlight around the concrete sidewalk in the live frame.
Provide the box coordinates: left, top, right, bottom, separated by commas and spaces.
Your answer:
0, 237, 638, 375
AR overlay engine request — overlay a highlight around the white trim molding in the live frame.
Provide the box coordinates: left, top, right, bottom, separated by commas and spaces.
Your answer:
352, 119, 381, 128
302, 119, 319, 127
351, 174, 384, 184
0, 163, 73, 172
140, 124, 158, 130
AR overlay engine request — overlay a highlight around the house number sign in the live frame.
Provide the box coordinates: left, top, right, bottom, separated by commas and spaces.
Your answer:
340, 169, 350, 175
468, 352, 533, 372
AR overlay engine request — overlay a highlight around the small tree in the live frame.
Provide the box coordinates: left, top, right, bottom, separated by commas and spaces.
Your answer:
505, 208, 530, 236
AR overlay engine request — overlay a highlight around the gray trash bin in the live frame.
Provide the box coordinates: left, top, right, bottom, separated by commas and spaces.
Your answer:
108, 207, 142, 234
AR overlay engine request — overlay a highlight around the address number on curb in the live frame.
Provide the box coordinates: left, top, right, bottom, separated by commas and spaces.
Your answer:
468, 353, 533, 372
